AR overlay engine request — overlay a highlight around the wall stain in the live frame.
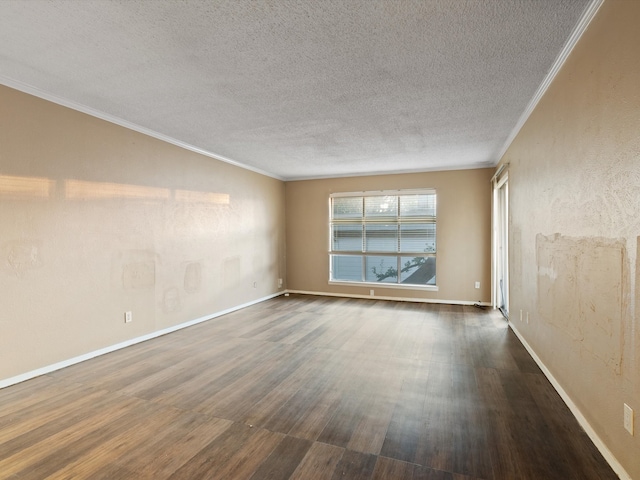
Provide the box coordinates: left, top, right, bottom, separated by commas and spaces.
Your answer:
184, 262, 202, 294
122, 262, 156, 289
112, 250, 157, 291
2, 240, 43, 277
537, 233, 626, 374
162, 287, 181, 313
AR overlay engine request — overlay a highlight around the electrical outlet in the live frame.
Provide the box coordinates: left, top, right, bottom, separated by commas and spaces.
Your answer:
475, 281, 480, 289
624, 403, 634, 435
124, 311, 132, 323
278, 278, 283, 288
253, 281, 257, 288
370, 289, 374, 296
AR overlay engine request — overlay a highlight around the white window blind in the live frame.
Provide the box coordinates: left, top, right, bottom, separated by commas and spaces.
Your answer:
329, 189, 436, 287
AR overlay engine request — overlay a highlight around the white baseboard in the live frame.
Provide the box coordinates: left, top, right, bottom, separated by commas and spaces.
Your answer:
0, 292, 285, 390
509, 322, 631, 480
286, 289, 491, 306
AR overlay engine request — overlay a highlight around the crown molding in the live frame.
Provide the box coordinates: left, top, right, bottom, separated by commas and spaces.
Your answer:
0, 76, 284, 181
494, 0, 605, 165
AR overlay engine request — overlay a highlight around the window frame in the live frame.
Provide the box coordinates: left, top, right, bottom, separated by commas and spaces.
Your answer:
328, 189, 438, 291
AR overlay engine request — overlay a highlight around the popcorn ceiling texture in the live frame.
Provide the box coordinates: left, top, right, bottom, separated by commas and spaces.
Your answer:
0, 0, 590, 179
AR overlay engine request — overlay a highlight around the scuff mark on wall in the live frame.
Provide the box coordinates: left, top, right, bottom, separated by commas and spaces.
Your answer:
537, 233, 626, 374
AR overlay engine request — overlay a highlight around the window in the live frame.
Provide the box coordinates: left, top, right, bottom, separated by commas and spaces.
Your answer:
329, 189, 436, 288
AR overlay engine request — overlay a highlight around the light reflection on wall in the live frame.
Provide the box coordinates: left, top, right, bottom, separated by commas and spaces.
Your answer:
0, 174, 55, 199
174, 189, 230, 205
0, 175, 230, 205
64, 179, 171, 200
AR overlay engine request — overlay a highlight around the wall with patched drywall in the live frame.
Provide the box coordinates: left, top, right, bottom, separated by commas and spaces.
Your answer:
500, 1, 640, 477
0, 85, 286, 382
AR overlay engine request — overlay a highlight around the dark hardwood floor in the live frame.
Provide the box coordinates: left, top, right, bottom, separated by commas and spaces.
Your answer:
0, 294, 618, 479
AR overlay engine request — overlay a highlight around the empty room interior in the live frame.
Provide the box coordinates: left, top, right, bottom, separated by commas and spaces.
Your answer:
0, 0, 639, 479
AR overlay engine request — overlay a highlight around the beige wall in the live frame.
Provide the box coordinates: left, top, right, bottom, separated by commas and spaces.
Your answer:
0, 85, 286, 382
285, 169, 492, 303
501, 0, 640, 476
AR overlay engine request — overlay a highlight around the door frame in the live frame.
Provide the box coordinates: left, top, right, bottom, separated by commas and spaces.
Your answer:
491, 169, 509, 317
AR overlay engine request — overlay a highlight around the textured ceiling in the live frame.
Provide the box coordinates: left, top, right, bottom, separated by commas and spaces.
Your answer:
0, 0, 594, 180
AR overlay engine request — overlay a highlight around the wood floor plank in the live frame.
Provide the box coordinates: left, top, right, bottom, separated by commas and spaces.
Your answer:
0, 394, 144, 477
503, 331, 541, 373
151, 340, 281, 411
0, 383, 101, 444
262, 350, 351, 437
289, 441, 345, 480
248, 435, 313, 480
197, 344, 310, 419
0, 294, 618, 479
331, 449, 377, 480
373, 456, 481, 480
346, 387, 400, 455
478, 366, 592, 479
338, 317, 385, 354
116, 337, 248, 398
280, 385, 343, 441
481, 410, 527, 479
371, 456, 417, 480
414, 399, 454, 472
316, 392, 370, 448
379, 360, 431, 463
340, 355, 406, 455
238, 311, 298, 339
0, 386, 112, 450
0, 375, 57, 408
523, 373, 618, 480
243, 347, 334, 428
276, 313, 333, 345
19, 400, 165, 479
130, 415, 234, 478
43, 405, 185, 479
297, 353, 373, 443
47, 340, 172, 383
201, 427, 284, 480
166, 421, 260, 479
450, 405, 493, 479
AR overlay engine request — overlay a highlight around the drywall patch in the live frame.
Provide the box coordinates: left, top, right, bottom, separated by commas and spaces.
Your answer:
162, 287, 181, 313
184, 262, 202, 293
122, 262, 156, 289
112, 250, 157, 290
2, 240, 43, 277
537, 234, 626, 374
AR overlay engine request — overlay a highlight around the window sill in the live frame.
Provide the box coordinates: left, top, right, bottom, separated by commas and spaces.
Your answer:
328, 280, 439, 292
